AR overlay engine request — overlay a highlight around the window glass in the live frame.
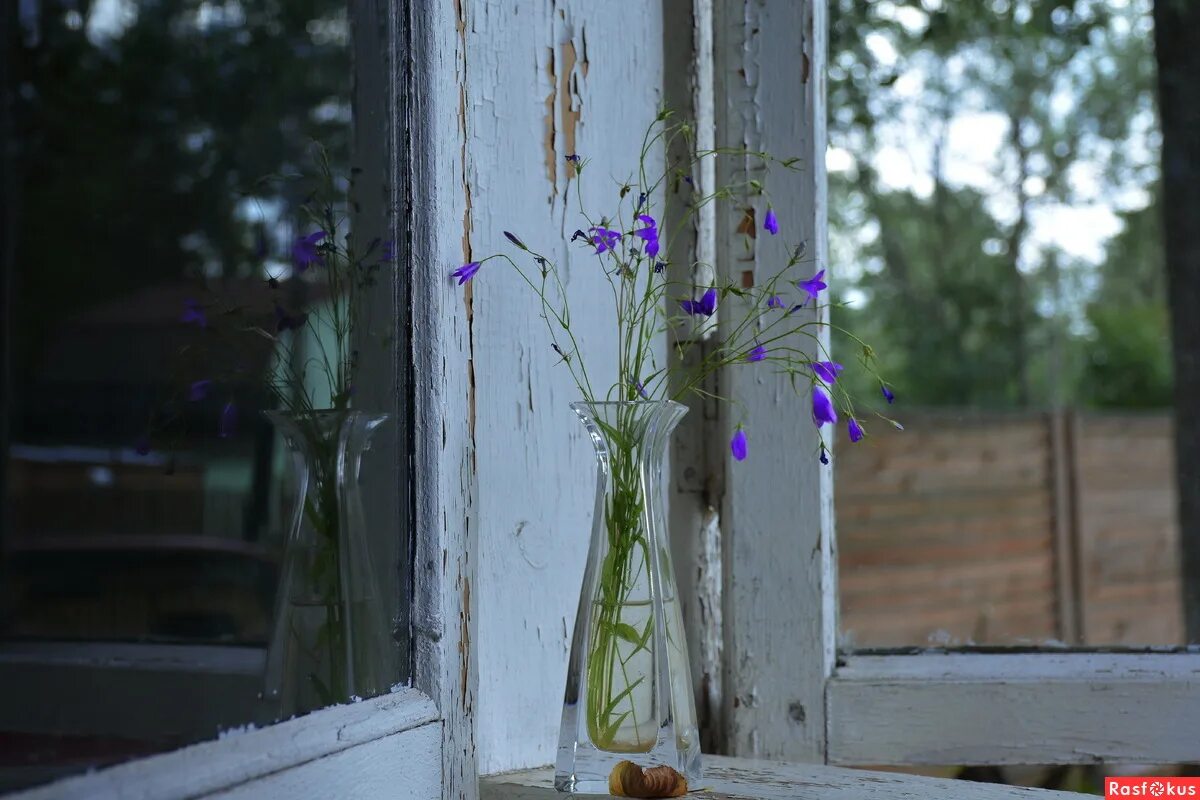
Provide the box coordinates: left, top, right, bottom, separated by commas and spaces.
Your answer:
1, 1, 399, 790
829, 0, 1180, 650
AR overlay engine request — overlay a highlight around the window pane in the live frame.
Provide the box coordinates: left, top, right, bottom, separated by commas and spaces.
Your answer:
0, 0, 400, 790
829, 0, 1183, 649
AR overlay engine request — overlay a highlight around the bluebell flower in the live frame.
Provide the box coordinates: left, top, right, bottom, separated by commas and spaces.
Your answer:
731, 428, 748, 461
218, 401, 237, 439
589, 227, 622, 254
811, 361, 844, 385
451, 261, 481, 284
746, 344, 767, 363
848, 417, 864, 443
181, 298, 207, 328
292, 230, 327, 272
680, 287, 718, 317
812, 387, 837, 427
188, 379, 212, 402
634, 215, 660, 258
767, 295, 785, 309
882, 384, 896, 404
796, 269, 827, 303
764, 208, 779, 236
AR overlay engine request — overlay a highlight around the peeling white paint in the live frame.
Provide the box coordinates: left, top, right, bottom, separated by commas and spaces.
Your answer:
466, 0, 665, 775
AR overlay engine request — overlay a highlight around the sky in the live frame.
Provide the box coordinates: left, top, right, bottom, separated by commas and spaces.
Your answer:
826, 0, 1158, 313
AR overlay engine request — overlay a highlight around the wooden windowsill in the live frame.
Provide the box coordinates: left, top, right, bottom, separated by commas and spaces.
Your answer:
482, 755, 1086, 799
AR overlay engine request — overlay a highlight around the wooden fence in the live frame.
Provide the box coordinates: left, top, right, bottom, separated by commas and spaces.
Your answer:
836, 410, 1184, 648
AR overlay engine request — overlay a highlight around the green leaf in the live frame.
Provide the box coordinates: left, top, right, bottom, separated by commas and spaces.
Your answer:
600, 710, 632, 745
613, 622, 643, 647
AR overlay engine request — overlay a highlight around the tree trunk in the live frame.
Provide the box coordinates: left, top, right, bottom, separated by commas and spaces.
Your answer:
1155, 0, 1200, 642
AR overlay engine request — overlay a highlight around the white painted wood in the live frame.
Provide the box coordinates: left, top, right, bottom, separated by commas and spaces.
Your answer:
463, 0, 666, 777
828, 653, 1200, 765
481, 755, 1085, 798
210, 728, 440, 800
10, 689, 439, 800
403, 0, 479, 797
713, 0, 835, 762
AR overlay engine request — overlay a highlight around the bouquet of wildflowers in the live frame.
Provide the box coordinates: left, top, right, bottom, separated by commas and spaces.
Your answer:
455, 112, 896, 761
453, 113, 896, 461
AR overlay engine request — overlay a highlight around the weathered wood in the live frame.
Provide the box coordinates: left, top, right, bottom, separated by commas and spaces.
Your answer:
663, 0, 725, 753
481, 755, 1085, 799
402, 0, 477, 796
713, 0, 833, 762
1048, 410, 1081, 644
12, 689, 440, 800
462, 0, 667, 777
827, 653, 1200, 765
210, 728, 440, 800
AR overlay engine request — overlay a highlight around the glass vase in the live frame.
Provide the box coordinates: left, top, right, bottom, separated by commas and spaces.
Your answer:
262, 410, 392, 718
555, 400, 701, 793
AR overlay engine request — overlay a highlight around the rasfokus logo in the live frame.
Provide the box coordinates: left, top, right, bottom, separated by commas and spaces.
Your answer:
1107, 778, 1200, 798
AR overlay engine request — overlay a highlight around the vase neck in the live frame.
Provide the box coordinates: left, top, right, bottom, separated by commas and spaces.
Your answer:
570, 401, 687, 463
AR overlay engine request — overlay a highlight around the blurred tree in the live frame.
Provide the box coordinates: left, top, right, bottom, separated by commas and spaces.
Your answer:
828, 0, 1161, 410
9, 0, 350, 420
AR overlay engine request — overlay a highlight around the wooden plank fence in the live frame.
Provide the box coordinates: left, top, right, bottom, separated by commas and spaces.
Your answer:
837, 410, 1185, 648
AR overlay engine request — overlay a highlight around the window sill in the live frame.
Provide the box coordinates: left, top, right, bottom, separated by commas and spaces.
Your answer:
482, 755, 1087, 798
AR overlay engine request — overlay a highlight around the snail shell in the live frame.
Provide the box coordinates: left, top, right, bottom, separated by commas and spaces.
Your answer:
607, 760, 688, 798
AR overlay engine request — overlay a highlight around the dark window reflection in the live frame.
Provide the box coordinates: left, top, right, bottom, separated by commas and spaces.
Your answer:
1, 0, 354, 788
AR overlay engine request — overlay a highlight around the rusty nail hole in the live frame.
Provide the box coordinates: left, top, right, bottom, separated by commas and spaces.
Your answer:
788, 701, 806, 723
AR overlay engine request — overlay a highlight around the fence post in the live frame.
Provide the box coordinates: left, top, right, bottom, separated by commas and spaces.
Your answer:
1049, 409, 1085, 644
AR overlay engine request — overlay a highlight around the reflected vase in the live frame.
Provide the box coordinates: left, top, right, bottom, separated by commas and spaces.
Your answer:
556, 401, 702, 794
262, 410, 392, 718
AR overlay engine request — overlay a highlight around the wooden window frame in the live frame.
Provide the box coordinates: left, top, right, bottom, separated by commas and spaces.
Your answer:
703, 0, 1200, 770
4, 2, 476, 798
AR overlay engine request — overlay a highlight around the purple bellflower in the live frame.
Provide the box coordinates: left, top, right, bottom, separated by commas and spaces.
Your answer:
766, 295, 785, 309
589, 227, 622, 254
731, 428, 748, 461
882, 384, 896, 404
681, 287, 718, 317
848, 417, 865, 443
218, 401, 237, 439
764, 208, 779, 236
746, 344, 767, 363
635, 215, 660, 258
819, 446, 830, 465
811, 361, 844, 385
292, 230, 327, 272
452, 261, 481, 284
188, 379, 212, 402
181, 298, 207, 328
812, 387, 838, 427
796, 269, 827, 304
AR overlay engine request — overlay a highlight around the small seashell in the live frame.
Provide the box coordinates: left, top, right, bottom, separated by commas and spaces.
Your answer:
607, 760, 688, 798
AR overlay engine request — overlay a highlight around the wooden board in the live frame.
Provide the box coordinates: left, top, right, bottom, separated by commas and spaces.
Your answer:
482, 755, 1085, 798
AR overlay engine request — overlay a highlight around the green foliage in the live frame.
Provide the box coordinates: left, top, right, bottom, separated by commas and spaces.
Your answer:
828, 0, 1168, 410
13, 0, 350, 386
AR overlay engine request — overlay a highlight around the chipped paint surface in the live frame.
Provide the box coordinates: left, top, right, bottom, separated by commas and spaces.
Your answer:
463, 0, 665, 775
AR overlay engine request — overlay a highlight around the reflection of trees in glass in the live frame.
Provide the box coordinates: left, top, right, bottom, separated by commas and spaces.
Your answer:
11, 0, 350, 408
829, 0, 1165, 409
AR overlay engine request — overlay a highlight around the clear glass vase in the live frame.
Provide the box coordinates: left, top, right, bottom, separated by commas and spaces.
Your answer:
262, 410, 392, 718
556, 400, 701, 793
